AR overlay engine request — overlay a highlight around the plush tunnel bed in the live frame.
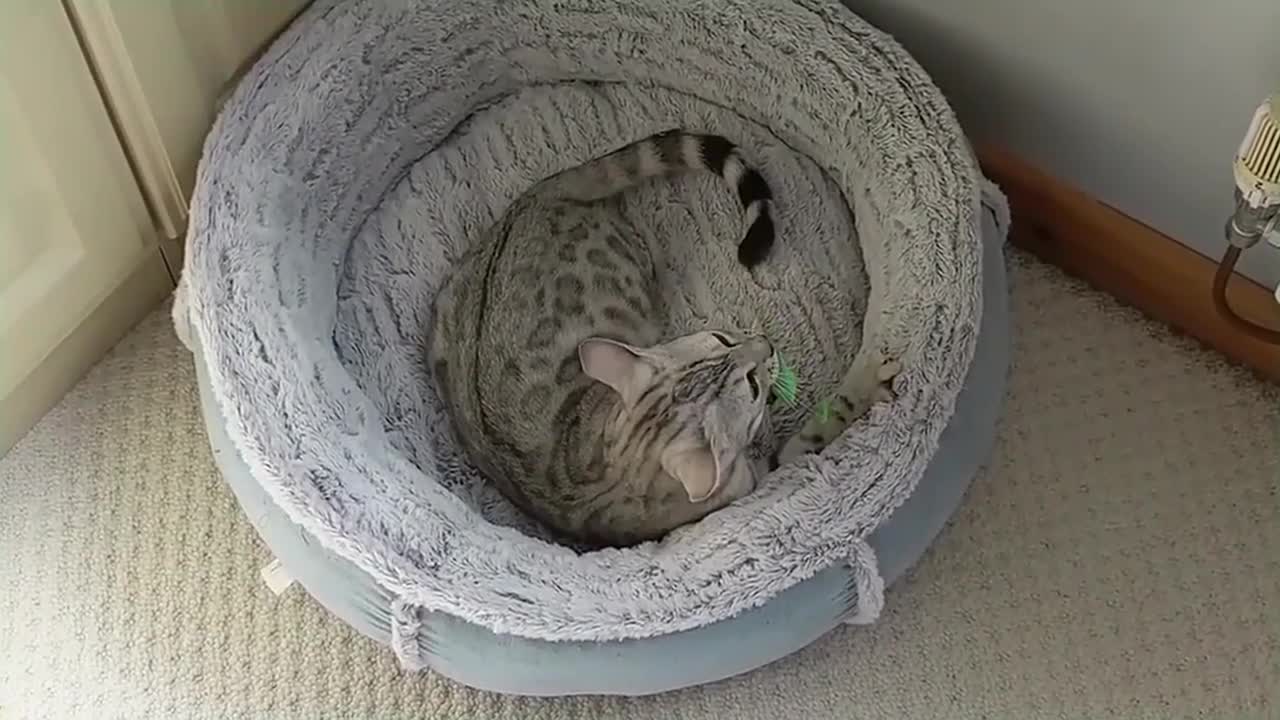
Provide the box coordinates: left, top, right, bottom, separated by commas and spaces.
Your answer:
175, 0, 1011, 696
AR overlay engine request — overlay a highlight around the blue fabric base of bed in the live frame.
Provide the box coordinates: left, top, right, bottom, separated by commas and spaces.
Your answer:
194, 204, 1008, 697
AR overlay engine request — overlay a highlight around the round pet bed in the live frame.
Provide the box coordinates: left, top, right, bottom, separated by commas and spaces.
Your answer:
174, 0, 1011, 696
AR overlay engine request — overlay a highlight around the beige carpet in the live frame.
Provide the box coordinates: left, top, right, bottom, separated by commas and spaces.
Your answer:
1, 251, 1277, 719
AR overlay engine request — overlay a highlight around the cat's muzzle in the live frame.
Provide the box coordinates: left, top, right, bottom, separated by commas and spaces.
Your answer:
737, 335, 774, 364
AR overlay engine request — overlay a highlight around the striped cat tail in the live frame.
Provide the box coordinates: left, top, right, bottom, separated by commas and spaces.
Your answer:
546, 130, 776, 268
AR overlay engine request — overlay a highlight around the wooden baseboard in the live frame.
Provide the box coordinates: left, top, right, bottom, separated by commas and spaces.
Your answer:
976, 145, 1280, 382
0, 250, 173, 455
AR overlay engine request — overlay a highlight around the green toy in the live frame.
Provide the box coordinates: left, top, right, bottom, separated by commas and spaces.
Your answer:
814, 398, 834, 425
770, 354, 799, 408
770, 355, 838, 427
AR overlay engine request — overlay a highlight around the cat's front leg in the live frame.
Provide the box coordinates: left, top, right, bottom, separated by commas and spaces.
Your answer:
776, 357, 901, 465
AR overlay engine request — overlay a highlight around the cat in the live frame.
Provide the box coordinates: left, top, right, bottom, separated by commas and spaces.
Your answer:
430, 129, 896, 546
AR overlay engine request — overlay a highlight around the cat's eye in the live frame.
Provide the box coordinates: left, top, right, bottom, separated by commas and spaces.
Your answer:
746, 371, 761, 398
711, 332, 735, 347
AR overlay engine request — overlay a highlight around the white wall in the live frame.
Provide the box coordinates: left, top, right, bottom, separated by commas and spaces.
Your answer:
67, 0, 309, 240
845, 0, 1280, 286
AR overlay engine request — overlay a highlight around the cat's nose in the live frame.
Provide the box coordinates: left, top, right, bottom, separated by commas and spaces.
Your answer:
741, 335, 772, 361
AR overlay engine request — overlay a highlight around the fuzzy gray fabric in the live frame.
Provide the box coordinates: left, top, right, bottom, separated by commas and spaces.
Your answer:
172, 0, 1001, 656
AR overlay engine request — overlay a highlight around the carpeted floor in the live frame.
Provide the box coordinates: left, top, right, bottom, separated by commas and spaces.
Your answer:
1, 251, 1277, 719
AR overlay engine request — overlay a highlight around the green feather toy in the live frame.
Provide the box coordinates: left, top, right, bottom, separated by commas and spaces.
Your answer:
770, 354, 838, 427
770, 353, 799, 408
814, 398, 834, 425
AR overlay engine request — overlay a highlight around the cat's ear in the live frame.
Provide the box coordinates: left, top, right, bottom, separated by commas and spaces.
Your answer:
578, 338, 654, 404
665, 407, 734, 502
662, 446, 723, 503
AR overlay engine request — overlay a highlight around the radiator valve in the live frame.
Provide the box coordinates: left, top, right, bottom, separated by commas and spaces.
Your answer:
1228, 94, 1280, 249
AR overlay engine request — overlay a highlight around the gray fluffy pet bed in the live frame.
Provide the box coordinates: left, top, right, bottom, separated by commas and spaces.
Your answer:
172, 0, 1001, 661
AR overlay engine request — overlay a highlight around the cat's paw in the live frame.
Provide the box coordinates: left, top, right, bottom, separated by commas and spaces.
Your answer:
870, 359, 902, 403
776, 432, 815, 466
775, 358, 901, 465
